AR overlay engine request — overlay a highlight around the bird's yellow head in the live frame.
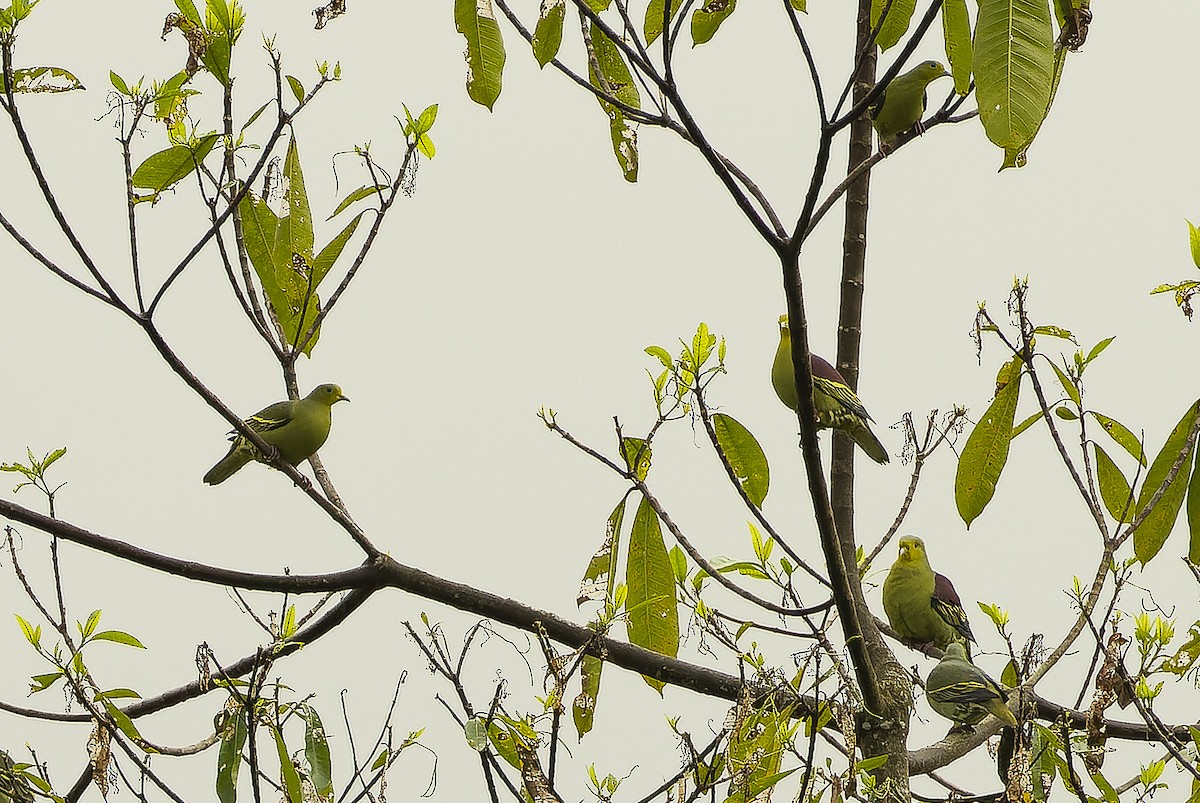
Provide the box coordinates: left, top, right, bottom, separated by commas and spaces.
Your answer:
914, 60, 949, 82
308, 384, 350, 406
895, 535, 928, 564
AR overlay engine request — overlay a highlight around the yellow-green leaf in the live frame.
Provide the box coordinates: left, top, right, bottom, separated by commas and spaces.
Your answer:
578, 499, 625, 607
1094, 444, 1134, 524
455, 0, 506, 110
712, 413, 769, 507
691, 0, 736, 46
625, 497, 679, 692
942, 0, 973, 94
532, 0, 564, 67
1091, 412, 1146, 466
645, 0, 683, 44
572, 653, 603, 738
973, 0, 1054, 169
1186, 441, 1200, 564
871, 0, 917, 51
587, 21, 640, 182
956, 360, 1021, 527
1133, 400, 1200, 564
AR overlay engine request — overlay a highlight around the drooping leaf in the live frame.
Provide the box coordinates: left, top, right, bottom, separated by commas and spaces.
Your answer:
711, 413, 769, 507
941, 0, 973, 94
269, 723, 303, 802
1091, 412, 1146, 466
621, 437, 652, 481
215, 709, 248, 803
329, 184, 388, 220
304, 706, 333, 797
973, 0, 1054, 169
1188, 448, 1200, 564
455, 0, 506, 110
1094, 444, 1134, 523
312, 211, 362, 289
532, 0, 565, 67
625, 497, 679, 692
691, 0, 737, 46
956, 359, 1021, 527
572, 652, 603, 738
645, 0, 683, 44
587, 22, 640, 182
578, 499, 625, 607
1133, 400, 1200, 564
871, 0, 917, 51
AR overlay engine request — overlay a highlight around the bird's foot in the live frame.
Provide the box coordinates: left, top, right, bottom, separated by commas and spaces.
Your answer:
261, 444, 281, 463
294, 473, 313, 491
878, 142, 894, 157
946, 723, 976, 736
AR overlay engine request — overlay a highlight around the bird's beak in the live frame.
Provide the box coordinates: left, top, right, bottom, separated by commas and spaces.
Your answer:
338, 395, 351, 403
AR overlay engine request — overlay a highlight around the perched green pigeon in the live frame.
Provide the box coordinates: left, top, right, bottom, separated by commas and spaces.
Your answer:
0, 751, 33, 803
869, 60, 949, 151
204, 384, 349, 485
882, 535, 975, 655
927, 642, 1018, 729
771, 315, 889, 464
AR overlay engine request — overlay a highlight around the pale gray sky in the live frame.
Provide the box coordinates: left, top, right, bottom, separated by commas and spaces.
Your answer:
2, 2, 1198, 799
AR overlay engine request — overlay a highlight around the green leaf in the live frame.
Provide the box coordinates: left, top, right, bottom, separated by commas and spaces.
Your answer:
1085, 336, 1115, 365
1094, 444, 1134, 523
1011, 411, 1041, 439
572, 653, 603, 738
110, 70, 131, 95
942, 0, 973, 94
15, 614, 41, 647
80, 609, 101, 639
464, 717, 488, 751
532, 0, 564, 67
486, 722, 522, 768
621, 437, 652, 481
95, 687, 142, 700
455, 0, 506, 110
286, 74, 304, 105
1091, 412, 1146, 466
304, 707, 333, 797
956, 360, 1021, 527
691, 0, 737, 46
328, 184, 388, 219
1048, 359, 1079, 406
131, 134, 219, 194
578, 499, 625, 607
0, 65, 84, 93
1189, 219, 1200, 269
645, 0, 683, 44
1133, 400, 1200, 564
312, 211, 362, 289
1001, 659, 1019, 689
1188, 447, 1200, 564
103, 699, 147, 744
587, 21, 640, 182
871, 0, 917, 50
973, 0, 1054, 169
29, 671, 63, 693
712, 413, 770, 507
216, 709, 248, 803
625, 497, 679, 692
270, 723, 303, 802
90, 630, 146, 649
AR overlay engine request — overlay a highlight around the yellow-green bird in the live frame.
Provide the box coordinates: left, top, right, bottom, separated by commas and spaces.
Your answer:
869, 60, 949, 151
0, 751, 34, 803
882, 535, 975, 656
203, 384, 349, 485
927, 642, 1018, 729
771, 315, 889, 464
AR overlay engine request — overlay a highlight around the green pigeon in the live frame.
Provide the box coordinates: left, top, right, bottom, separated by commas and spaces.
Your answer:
882, 535, 975, 656
204, 384, 349, 485
0, 751, 34, 803
927, 642, 1019, 729
869, 60, 949, 151
771, 315, 889, 464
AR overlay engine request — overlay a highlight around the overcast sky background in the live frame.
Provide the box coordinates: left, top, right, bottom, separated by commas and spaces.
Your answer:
2, 1, 1199, 800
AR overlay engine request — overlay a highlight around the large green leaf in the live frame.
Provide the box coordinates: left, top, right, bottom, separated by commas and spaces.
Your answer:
215, 709, 247, 803
625, 497, 679, 692
871, 0, 917, 51
1093, 444, 1133, 523
270, 723, 303, 802
973, 0, 1054, 168
956, 359, 1021, 527
1090, 412, 1146, 466
942, 0, 973, 94
712, 413, 769, 507
587, 22, 640, 182
455, 0, 506, 110
1133, 400, 1200, 564
303, 706, 333, 798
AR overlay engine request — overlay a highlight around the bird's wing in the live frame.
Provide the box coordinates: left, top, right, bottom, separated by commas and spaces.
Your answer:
813, 376, 874, 422
928, 678, 1000, 705
225, 400, 295, 440
867, 86, 888, 121
932, 572, 976, 642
